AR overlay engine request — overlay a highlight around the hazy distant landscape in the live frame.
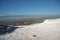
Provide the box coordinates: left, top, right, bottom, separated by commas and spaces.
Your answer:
0, 15, 60, 25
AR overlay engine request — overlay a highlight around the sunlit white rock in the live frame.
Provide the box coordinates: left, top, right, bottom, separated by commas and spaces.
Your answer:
0, 18, 60, 40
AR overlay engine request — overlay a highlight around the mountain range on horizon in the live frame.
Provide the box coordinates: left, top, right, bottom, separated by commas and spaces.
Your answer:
0, 15, 60, 19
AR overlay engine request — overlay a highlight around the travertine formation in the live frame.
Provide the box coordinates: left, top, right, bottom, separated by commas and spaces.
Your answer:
0, 18, 60, 40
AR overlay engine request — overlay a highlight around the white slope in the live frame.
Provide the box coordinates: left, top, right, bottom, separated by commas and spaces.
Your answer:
0, 18, 60, 40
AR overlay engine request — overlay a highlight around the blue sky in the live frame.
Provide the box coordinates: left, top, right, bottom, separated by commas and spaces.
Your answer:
0, 0, 60, 16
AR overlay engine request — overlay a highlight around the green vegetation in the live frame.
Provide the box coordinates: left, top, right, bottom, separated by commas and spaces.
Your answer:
0, 18, 46, 26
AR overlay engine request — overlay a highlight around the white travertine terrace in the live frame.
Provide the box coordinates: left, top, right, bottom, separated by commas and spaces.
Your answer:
43, 18, 60, 23
0, 18, 60, 40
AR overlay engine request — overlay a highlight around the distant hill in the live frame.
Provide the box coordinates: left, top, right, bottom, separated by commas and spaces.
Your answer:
0, 15, 60, 19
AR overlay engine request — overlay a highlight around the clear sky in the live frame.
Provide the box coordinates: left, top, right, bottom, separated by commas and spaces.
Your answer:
0, 0, 60, 16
